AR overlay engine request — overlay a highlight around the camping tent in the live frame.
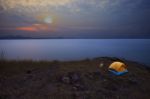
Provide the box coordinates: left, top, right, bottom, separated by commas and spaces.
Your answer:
109, 62, 128, 75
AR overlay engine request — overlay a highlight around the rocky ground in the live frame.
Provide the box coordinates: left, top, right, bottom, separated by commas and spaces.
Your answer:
0, 57, 150, 99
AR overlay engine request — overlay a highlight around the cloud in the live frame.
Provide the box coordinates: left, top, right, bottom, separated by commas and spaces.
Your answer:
0, 0, 148, 15
0, 0, 150, 37
16, 24, 50, 32
0, 0, 73, 10
0, 0, 73, 7
16, 26, 38, 32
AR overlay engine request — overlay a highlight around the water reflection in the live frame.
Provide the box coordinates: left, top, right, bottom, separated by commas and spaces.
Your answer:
0, 39, 150, 65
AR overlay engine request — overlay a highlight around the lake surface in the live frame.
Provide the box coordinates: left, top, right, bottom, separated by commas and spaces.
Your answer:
0, 39, 150, 65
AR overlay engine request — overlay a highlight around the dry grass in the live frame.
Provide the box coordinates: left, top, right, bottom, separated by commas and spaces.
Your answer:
0, 57, 150, 99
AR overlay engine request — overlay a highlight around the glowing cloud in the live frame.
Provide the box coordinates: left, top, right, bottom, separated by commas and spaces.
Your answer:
16, 26, 38, 32
0, 0, 73, 9
0, 0, 144, 14
16, 24, 50, 32
0, 0, 149, 38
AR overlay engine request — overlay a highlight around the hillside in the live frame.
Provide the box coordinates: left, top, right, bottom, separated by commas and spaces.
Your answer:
0, 57, 150, 99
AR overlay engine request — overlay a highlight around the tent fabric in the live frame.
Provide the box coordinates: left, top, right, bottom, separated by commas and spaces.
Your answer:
109, 70, 128, 76
109, 62, 127, 72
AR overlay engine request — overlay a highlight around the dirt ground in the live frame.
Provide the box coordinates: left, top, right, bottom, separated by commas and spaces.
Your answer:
0, 57, 150, 99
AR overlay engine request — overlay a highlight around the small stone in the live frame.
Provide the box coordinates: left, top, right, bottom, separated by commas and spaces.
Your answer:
61, 76, 70, 84
26, 70, 31, 74
128, 78, 138, 85
99, 63, 104, 68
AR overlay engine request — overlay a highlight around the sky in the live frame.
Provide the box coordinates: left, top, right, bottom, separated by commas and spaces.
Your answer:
0, 0, 150, 38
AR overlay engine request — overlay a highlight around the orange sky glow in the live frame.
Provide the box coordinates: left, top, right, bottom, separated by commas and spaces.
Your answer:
16, 24, 51, 32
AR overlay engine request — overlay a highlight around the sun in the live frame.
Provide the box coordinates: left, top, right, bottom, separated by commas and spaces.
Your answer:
34, 14, 57, 31
36, 14, 54, 24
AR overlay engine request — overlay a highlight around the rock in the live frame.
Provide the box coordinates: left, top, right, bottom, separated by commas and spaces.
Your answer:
26, 70, 32, 74
145, 66, 150, 72
0, 95, 9, 99
72, 83, 86, 91
128, 78, 139, 85
68, 72, 81, 84
93, 71, 102, 78
104, 84, 118, 91
61, 75, 70, 84
86, 71, 104, 80
60, 72, 82, 85
85, 72, 93, 79
72, 92, 89, 99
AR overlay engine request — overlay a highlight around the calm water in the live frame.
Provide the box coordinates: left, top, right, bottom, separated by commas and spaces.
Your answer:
0, 39, 150, 65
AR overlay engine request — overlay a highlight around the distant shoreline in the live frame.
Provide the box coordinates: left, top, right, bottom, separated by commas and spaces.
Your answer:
0, 37, 150, 40
0, 35, 150, 40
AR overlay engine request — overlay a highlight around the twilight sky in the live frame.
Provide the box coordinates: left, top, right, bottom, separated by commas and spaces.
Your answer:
0, 0, 150, 38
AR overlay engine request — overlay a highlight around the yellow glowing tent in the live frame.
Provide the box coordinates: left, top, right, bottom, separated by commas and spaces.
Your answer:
109, 62, 127, 72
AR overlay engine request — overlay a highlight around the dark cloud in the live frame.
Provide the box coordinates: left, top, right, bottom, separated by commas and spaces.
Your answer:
0, 0, 150, 38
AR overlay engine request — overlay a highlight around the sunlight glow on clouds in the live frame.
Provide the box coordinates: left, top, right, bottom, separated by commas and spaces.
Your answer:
0, 0, 73, 13
16, 24, 51, 32
0, 0, 144, 17
0, 0, 130, 13
0, 0, 73, 8
0, 0, 149, 37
